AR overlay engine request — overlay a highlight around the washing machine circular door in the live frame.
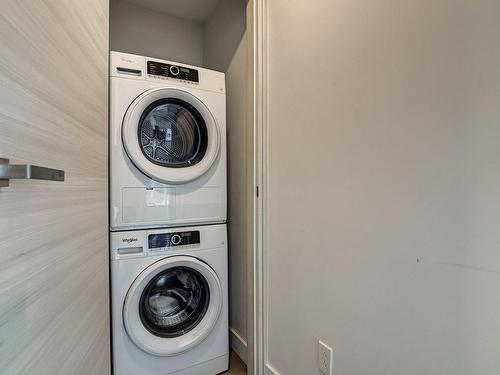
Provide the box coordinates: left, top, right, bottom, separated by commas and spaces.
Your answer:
123, 256, 223, 356
122, 88, 220, 184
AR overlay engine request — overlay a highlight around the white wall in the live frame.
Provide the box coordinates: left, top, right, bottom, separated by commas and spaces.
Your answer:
204, 0, 247, 72
204, 0, 250, 363
226, 31, 250, 363
110, 0, 203, 65
265, 1, 500, 374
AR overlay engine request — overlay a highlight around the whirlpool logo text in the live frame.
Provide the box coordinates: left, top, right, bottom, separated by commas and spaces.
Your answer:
122, 238, 138, 244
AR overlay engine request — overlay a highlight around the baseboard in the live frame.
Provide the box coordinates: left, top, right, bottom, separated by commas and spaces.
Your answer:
229, 327, 248, 364
265, 363, 281, 375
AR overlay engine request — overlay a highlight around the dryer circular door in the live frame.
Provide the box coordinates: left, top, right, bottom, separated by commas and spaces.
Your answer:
122, 88, 220, 184
123, 256, 223, 356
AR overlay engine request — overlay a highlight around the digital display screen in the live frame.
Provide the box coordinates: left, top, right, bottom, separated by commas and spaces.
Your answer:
148, 231, 200, 249
147, 61, 199, 83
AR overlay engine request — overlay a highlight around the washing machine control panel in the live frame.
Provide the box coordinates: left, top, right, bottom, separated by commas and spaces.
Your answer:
147, 61, 199, 83
148, 230, 200, 250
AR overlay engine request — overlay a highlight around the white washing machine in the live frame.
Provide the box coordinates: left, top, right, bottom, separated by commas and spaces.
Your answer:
111, 224, 229, 375
110, 51, 226, 231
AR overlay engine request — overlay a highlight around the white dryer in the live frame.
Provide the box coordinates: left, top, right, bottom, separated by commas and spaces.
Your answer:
110, 224, 229, 375
110, 51, 226, 230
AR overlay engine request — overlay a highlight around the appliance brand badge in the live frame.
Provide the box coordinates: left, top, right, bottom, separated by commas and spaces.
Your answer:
122, 237, 138, 244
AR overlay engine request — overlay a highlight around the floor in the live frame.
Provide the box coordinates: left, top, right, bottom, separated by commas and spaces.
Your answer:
225, 351, 247, 375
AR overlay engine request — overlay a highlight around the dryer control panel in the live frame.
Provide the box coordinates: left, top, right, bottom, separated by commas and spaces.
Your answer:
147, 61, 199, 83
148, 230, 200, 249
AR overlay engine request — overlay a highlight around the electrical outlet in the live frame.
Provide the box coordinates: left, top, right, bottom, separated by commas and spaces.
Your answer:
318, 340, 333, 375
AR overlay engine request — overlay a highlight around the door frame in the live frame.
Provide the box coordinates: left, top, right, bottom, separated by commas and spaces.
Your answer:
248, 0, 269, 374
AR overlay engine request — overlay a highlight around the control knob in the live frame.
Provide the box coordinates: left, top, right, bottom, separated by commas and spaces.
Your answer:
170, 234, 182, 245
169, 65, 180, 76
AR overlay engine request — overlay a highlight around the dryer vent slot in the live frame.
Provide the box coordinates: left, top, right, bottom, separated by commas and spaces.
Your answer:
117, 246, 143, 255
117, 67, 142, 76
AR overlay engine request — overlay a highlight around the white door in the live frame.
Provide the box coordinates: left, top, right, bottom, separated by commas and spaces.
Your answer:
0, 1, 109, 374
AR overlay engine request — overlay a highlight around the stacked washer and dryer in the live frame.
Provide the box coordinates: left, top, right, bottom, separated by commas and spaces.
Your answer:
109, 51, 229, 375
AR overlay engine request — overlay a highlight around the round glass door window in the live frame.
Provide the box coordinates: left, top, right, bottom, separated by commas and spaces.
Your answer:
138, 99, 208, 168
139, 266, 210, 338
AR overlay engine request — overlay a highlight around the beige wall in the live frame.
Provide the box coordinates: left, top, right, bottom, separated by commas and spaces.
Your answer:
110, 0, 204, 65
265, 1, 500, 374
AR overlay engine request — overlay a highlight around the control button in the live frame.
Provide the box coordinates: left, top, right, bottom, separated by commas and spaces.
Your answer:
169, 66, 180, 76
170, 234, 182, 245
